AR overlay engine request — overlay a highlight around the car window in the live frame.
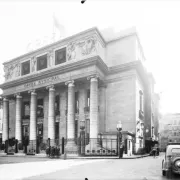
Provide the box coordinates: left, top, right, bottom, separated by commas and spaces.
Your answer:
171, 148, 180, 156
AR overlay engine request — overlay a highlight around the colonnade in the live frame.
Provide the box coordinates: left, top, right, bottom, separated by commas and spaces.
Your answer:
2, 75, 99, 152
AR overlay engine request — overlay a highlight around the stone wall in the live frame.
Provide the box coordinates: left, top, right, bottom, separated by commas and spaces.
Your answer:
105, 73, 136, 133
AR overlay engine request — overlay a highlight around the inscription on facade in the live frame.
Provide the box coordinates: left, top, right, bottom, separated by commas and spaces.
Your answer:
24, 75, 60, 88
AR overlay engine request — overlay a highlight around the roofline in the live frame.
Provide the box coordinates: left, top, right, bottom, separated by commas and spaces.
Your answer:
3, 27, 106, 65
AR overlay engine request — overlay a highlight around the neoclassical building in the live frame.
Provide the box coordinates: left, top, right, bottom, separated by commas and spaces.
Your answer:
0, 27, 154, 156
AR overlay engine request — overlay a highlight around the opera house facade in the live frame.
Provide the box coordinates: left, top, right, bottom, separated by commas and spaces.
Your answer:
0, 27, 153, 156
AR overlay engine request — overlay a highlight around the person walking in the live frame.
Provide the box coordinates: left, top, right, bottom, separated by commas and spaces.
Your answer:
152, 146, 157, 158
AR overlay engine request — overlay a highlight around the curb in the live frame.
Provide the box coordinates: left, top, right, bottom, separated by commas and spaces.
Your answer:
0, 154, 150, 159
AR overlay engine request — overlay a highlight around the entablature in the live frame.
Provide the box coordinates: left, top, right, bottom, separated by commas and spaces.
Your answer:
3, 27, 106, 82
0, 56, 108, 96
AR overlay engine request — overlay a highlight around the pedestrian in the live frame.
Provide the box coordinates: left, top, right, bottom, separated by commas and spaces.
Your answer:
152, 146, 156, 158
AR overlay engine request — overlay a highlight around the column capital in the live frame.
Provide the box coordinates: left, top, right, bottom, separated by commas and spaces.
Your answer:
14, 93, 22, 98
46, 84, 55, 91
87, 75, 99, 81
28, 89, 37, 95
65, 80, 74, 86
3, 97, 9, 102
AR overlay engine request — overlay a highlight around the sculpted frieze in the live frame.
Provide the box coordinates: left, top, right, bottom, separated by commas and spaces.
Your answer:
31, 56, 37, 72
4, 62, 20, 81
67, 35, 98, 61
67, 42, 76, 61
48, 49, 54, 67
78, 36, 97, 56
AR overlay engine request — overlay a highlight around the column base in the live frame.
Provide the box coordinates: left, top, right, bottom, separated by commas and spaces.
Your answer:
65, 139, 78, 156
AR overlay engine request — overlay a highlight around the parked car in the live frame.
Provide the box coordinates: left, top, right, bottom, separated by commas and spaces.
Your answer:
162, 143, 180, 177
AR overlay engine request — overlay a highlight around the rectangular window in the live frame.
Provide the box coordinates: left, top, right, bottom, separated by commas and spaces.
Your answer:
24, 101, 30, 117
37, 99, 44, 117
37, 54, 47, 71
55, 95, 60, 116
55, 48, 66, 65
21, 60, 30, 75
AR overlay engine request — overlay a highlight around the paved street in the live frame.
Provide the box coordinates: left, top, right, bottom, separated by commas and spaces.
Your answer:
24, 153, 180, 180
0, 153, 180, 180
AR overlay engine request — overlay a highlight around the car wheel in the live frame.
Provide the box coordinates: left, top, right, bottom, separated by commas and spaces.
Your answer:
162, 170, 166, 176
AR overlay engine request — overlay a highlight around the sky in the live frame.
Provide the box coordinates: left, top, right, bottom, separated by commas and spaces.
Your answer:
0, 0, 179, 114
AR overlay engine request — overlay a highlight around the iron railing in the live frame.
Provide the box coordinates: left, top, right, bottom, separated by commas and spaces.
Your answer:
0, 137, 119, 157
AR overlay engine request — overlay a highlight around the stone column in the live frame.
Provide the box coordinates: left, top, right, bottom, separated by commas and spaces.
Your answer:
29, 90, 37, 141
85, 75, 99, 152
65, 80, 78, 154
46, 85, 55, 145
27, 90, 37, 154
15, 93, 22, 141
88, 75, 99, 139
59, 91, 67, 140
2, 97, 9, 142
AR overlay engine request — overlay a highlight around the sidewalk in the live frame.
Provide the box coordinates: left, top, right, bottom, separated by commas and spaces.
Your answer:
64, 153, 150, 159
0, 153, 150, 159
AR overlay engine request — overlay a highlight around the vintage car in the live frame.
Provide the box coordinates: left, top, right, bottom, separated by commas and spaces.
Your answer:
162, 143, 180, 176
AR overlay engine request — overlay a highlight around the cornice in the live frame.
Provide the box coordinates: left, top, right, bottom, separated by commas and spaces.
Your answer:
0, 56, 108, 90
3, 27, 106, 66
108, 60, 149, 87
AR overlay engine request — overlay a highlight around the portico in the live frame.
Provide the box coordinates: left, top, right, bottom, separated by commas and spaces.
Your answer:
1, 57, 105, 154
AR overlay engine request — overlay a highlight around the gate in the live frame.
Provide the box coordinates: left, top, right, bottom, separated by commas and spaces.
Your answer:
64, 138, 118, 156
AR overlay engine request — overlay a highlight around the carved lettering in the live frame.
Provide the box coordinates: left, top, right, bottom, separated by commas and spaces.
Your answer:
24, 75, 60, 89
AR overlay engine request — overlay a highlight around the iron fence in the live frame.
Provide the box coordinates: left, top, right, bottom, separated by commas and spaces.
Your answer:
0, 137, 119, 157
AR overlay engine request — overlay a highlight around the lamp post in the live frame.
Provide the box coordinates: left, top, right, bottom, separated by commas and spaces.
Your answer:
80, 120, 85, 156
117, 121, 122, 159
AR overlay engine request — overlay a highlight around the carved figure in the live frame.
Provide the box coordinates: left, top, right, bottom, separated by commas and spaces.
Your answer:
67, 42, 76, 61
4, 63, 20, 81
48, 50, 53, 67
15, 63, 20, 77
79, 36, 97, 56
31, 57, 36, 72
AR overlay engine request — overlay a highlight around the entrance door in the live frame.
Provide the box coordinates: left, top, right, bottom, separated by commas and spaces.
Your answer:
37, 123, 43, 153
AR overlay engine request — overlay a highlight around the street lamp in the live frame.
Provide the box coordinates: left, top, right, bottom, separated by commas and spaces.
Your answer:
117, 121, 123, 159
80, 120, 85, 156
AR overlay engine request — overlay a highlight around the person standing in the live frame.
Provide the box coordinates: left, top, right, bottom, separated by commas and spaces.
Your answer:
152, 146, 157, 158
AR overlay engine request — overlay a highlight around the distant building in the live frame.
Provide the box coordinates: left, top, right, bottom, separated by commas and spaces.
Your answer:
0, 27, 157, 156
159, 113, 180, 150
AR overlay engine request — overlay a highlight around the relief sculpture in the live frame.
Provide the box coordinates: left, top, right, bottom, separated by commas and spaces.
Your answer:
78, 36, 97, 56
31, 57, 36, 72
67, 42, 76, 61
4, 62, 21, 81
48, 50, 54, 67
